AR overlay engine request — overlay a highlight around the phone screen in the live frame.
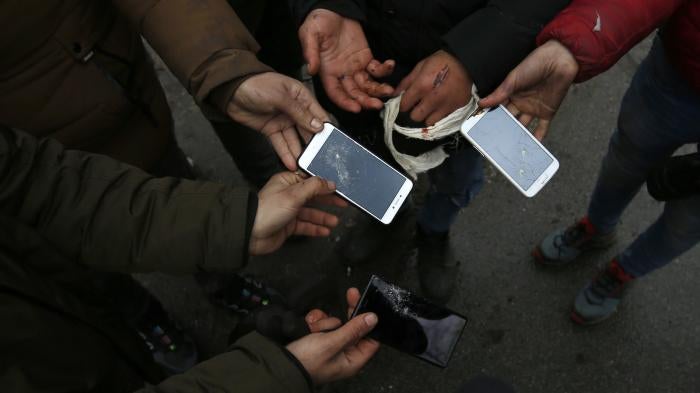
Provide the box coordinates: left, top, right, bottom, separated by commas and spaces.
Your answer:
307, 128, 407, 219
467, 106, 553, 190
352, 276, 467, 368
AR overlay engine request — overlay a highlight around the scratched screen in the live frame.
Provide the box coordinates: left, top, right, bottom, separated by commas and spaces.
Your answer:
467, 106, 553, 190
307, 128, 406, 218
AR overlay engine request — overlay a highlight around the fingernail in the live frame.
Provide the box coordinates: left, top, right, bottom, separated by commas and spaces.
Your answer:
327, 180, 336, 189
364, 313, 378, 326
311, 118, 323, 129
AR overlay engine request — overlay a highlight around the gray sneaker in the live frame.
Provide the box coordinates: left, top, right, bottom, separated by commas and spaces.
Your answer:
571, 259, 634, 325
533, 216, 616, 266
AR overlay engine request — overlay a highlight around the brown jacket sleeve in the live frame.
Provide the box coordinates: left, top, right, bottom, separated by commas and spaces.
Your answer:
0, 127, 255, 274
112, 0, 273, 115
136, 333, 312, 393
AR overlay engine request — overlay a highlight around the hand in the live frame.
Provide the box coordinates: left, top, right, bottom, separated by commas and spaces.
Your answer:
287, 288, 380, 385
249, 172, 348, 255
396, 50, 473, 126
227, 72, 329, 170
479, 40, 579, 140
299, 9, 395, 113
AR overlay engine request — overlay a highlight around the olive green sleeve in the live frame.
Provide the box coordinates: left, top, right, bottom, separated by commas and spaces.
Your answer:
0, 127, 255, 274
136, 333, 312, 393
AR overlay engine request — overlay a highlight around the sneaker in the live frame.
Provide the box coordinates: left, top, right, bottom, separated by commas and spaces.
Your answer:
417, 227, 459, 303
136, 300, 198, 375
571, 259, 634, 325
533, 216, 616, 266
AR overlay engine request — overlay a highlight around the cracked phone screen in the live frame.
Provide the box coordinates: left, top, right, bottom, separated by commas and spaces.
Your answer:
468, 106, 553, 190
307, 128, 406, 219
352, 275, 467, 368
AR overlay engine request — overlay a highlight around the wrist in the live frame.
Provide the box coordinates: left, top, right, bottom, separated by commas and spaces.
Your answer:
545, 40, 579, 80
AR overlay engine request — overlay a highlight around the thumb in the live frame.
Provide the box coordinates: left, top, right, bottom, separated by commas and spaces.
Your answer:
325, 313, 378, 352
289, 177, 336, 207
277, 81, 328, 134
479, 75, 516, 108
300, 27, 321, 75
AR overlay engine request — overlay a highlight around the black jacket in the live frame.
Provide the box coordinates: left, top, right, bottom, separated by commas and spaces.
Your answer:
289, 0, 571, 94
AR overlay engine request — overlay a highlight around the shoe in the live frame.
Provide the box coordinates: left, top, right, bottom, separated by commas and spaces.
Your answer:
416, 227, 459, 303
571, 259, 634, 325
136, 299, 198, 375
533, 216, 616, 266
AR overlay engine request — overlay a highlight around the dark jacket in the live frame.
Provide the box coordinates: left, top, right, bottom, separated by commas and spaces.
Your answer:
536, 0, 700, 92
0, 127, 310, 393
0, 0, 272, 171
289, 0, 571, 94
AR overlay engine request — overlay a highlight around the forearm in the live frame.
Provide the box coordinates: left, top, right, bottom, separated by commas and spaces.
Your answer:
135, 333, 312, 393
112, 0, 273, 115
537, 0, 684, 82
0, 127, 255, 274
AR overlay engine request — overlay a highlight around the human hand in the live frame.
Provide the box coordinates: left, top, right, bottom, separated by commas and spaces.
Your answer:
299, 9, 395, 113
227, 72, 329, 170
395, 50, 473, 127
249, 172, 348, 255
287, 288, 379, 385
479, 40, 579, 140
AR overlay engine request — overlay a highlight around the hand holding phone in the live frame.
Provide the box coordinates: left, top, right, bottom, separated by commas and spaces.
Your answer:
298, 123, 413, 224
351, 275, 467, 367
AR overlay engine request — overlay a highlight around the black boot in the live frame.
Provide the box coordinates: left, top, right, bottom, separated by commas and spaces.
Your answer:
416, 226, 459, 303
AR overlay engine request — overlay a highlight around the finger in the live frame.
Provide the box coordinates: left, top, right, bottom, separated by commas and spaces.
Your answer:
479, 73, 516, 108
298, 207, 339, 228
341, 75, 383, 110
299, 27, 320, 75
346, 287, 361, 319
306, 309, 330, 325
425, 107, 453, 127
309, 316, 343, 333
323, 74, 361, 113
278, 83, 326, 135
325, 312, 378, 352
519, 113, 534, 128
268, 131, 298, 171
343, 336, 381, 369
534, 119, 551, 141
399, 74, 427, 113
293, 220, 332, 237
395, 64, 420, 96
290, 177, 336, 206
353, 71, 394, 98
410, 94, 438, 124
283, 126, 303, 162
506, 102, 521, 117
367, 59, 395, 79
312, 194, 349, 207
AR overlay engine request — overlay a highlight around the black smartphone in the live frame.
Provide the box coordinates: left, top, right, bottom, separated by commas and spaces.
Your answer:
351, 275, 467, 368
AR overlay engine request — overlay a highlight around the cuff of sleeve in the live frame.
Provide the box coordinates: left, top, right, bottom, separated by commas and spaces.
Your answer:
233, 332, 314, 393
192, 50, 274, 120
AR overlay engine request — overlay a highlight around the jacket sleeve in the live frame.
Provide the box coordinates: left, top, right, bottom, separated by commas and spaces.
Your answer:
0, 127, 257, 274
443, 0, 571, 95
288, 0, 367, 25
111, 0, 273, 115
135, 333, 313, 393
536, 0, 685, 83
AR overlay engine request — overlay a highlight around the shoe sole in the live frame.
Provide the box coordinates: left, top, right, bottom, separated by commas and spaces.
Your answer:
570, 309, 616, 326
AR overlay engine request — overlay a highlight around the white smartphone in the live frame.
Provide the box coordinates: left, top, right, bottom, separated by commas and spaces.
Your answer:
298, 123, 413, 224
460, 105, 559, 197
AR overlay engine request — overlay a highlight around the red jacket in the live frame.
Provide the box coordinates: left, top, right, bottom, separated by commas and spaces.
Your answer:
536, 0, 700, 92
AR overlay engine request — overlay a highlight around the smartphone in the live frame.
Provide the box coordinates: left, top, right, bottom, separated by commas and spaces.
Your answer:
298, 123, 413, 224
351, 275, 467, 368
460, 105, 559, 197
